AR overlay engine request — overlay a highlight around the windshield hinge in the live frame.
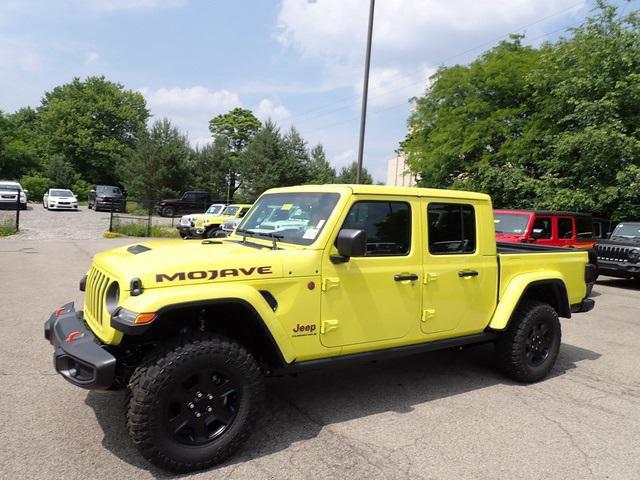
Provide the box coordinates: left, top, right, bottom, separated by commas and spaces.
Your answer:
321, 277, 340, 291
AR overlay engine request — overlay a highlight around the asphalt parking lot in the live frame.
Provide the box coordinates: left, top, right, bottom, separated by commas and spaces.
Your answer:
1, 237, 639, 480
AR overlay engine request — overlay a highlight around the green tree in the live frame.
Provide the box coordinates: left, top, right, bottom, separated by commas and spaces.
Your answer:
0, 108, 42, 179
38, 76, 148, 184
189, 137, 232, 201
336, 161, 374, 184
118, 119, 191, 204
307, 144, 336, 184
43, 154, 80, 189
209, 108, 262, 199
20, 173, 51, 200
403, 3, 640, 220
282, 127, 311, 185
240, 120, 313, 200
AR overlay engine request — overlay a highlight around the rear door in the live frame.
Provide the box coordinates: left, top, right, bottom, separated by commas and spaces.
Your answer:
421, 200, 497, 336
556, 216, 575, 248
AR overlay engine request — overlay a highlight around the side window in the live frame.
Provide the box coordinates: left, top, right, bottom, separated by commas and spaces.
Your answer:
427, 203, 476, 254
341, 201, 411, 256
576, 216, 594, 239
558, 218, 574, 239
238, 208, 249, 218
532, 217, 552, 239
183, 193, 195, 201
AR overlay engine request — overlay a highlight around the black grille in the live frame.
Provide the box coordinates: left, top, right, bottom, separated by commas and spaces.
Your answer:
596, 244, 630, 262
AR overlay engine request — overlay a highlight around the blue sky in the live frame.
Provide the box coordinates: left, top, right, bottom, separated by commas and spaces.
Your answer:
0, 0, 635, 181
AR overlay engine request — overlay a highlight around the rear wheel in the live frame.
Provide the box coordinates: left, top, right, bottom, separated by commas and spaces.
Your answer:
161, 206, 175, 217
495, 299, 561, 383
126, 335, 264, 473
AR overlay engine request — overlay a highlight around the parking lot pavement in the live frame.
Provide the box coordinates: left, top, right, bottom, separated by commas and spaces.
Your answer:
1, 238, 639, 480
0, 203, 177, 240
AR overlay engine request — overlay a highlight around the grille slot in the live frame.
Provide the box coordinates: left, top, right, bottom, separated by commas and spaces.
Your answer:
85, 266, 112, 326
596, 244, 629, 262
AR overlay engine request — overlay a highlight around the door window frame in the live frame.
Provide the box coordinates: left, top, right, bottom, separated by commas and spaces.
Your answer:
425, 201, 477, 256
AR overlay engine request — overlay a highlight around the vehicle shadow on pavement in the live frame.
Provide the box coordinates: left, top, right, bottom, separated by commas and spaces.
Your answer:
85, 341, 600, 477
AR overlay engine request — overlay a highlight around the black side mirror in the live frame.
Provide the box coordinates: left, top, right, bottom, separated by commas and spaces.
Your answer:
605, 232, 612, 239
331, 229, 367, 264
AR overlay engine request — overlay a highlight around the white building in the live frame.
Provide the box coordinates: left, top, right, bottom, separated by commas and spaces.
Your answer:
386, 154, 416, 187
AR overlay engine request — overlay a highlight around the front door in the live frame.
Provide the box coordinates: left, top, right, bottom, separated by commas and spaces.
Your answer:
320, 197, 422, 348
421, 200, 497, 336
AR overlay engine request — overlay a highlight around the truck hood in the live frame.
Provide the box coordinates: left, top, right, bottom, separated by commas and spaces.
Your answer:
92, 239, 304, 291
598, 238, 640, 247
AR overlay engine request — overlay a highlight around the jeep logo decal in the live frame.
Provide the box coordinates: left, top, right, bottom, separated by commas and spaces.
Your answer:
156, 266, 273, 283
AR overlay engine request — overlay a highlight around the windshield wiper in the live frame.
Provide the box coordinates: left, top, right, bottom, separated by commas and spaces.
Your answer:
235, 228, 283, 249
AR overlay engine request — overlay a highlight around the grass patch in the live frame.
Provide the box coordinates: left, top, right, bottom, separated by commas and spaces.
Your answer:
0, 221, 17, 236
111, 221, 179, 238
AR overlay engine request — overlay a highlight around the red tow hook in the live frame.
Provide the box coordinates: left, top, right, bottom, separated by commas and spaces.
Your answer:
66, 331, 84, 343
54, 306, 67, 317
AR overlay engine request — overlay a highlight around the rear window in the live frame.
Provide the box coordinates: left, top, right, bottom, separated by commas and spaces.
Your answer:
576, 216, 594, 240
428, 203, 476, 254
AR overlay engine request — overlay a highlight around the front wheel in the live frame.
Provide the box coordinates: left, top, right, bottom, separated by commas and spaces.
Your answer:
126, 335, 264, 473
495, 299, 561, 383
206, 227, 220, 238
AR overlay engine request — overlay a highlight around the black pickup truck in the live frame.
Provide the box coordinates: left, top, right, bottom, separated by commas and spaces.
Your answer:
595, 221, 640, 279
156, 191, 213, 217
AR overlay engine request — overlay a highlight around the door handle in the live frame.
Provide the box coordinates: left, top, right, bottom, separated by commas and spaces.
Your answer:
394, 273, 419, 282
458, 270, 479, 278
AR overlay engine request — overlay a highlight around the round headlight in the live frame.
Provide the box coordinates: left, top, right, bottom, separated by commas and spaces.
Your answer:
628, 249, 640, 263
105, 282, 120, 314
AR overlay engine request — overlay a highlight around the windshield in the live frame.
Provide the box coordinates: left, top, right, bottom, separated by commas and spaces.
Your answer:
611, 223, 640, 240
96, 186, 121, 195
0, 184, 21, 191
236, 192, 340, 245
50, 189, 73, 197
206, 205, 224, 215
222, 206, 240, 216
494, 213, 529, 234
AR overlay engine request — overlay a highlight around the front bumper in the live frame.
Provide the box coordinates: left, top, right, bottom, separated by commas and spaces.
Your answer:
189, 226, 207, 238
49, 203, 78, 210
44, 302, 116, 389
597, 260, 640, 279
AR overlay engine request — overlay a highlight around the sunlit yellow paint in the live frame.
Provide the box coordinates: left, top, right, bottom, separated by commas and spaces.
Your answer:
83, 184, 590, 364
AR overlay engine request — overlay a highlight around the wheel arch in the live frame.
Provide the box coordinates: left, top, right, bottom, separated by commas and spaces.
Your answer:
133, 297, 293, 370
490, 276, 570, 331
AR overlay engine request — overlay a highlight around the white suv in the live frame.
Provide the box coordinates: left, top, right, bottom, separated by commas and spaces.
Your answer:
0, 181, 27, 210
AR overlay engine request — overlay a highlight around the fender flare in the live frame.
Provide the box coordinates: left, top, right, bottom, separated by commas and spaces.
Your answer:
118, 283, 296, 363
489, 273, 570, 330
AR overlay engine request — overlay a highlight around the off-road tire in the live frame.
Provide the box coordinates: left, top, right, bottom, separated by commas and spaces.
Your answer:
161, 206, 175, 217
495, 299, 561, 383
206, 227, 220, 238
126, 335, 264, 473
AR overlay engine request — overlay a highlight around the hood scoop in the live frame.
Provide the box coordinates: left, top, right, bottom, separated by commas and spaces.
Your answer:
127, 244, 152, 255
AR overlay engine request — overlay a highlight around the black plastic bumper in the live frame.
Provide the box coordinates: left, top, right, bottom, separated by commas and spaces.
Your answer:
44, 302, 116, 389
597, 261, 640, 279
570, 298, 595, 313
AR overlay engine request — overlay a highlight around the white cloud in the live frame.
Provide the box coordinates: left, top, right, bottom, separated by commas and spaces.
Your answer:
277, 0, 585, 63
333, 149, 354, 168
364, 65, 436, 108
256, 98, 291, 123
139, 86, 242, 146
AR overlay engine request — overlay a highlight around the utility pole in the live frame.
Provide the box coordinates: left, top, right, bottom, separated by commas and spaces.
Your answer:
356, 0, 375, 184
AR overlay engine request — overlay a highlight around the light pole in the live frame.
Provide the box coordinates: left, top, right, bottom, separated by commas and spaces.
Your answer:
356, 0, 375, 184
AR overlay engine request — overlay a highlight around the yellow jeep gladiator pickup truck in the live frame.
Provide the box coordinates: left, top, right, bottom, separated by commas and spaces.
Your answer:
44, 185, 595, 472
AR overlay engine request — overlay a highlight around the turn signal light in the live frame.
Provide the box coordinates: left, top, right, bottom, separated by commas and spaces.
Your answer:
134, 312, 157, 325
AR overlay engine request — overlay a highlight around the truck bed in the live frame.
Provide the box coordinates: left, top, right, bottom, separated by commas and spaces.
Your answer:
497, 241, 573, 254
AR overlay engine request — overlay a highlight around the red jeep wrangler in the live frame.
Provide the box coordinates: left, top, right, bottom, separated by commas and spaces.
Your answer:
493, 210, 596, 249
